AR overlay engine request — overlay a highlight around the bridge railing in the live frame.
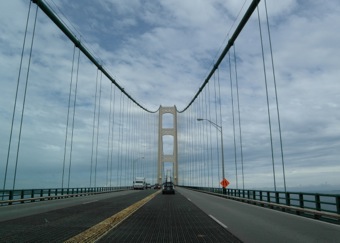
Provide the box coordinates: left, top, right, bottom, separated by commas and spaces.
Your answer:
182, 186, 340, 223
0, 186, 132, 206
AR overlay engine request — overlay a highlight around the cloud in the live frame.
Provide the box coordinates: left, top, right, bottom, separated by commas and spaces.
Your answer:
0, 0, 339, 191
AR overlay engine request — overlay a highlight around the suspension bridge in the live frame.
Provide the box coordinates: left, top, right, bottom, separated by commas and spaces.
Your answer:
1, 0, 339, 242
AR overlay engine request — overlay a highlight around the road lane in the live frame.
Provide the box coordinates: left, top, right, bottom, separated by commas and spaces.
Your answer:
177, 187, 340, 243
0, 190, 139, 222
0, 190, 156, 242
98, 188, 242, 242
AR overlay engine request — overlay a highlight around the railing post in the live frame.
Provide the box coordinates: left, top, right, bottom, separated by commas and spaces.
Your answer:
9, 190, 13, 205
299, 193, 304, 208
297, 193, 304, 215
285, 192, 290, 206
31, 190, 35, 202
336, 196, 340, 215
275, 192, 279, 204
315, 194, 321, 211
314, 194, 321, 219
267, 191, 271, 207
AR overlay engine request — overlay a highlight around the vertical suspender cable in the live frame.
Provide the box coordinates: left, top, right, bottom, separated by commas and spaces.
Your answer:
3, 1, 32, 195
13, 4, 39, 190
229, 51, 238, 189
257, 6, 277, 191
193, 98, 201, 186
207, 82, 214, 188
204, 89, 211, 187
233, 45, 245, 190
188, 109, 191, 186
214, 72, 220, 188
201, 90, 205, 187
264, 0, 286, 192
119, 93, 125, 186
203, 91, 208, 187
123, 100, 127, 185
116, 91, 122, 186
122, 96, 127, 184
67, 48, 80, 189
195, 102, 200, 186
125, 100, 132, 185
90, 69, 99, 187
94, 71, 103, 187
62, 45, 76, 189
217, 69, 225, 181
106, 82, 113, 186
110, 86, 116, 187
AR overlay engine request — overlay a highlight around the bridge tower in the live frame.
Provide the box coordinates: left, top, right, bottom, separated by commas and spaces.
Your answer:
158, 106, 178, 185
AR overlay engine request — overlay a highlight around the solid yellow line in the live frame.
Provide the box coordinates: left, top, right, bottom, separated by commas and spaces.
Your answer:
65, 190, 161, 243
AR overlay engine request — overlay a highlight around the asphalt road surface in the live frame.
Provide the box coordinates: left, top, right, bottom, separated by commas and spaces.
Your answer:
176, 187, 340, 243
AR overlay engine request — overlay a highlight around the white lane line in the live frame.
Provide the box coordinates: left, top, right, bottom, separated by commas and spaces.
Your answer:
82, 200, 98, 205
187, 198, 192, 202
209, 214, 228, 229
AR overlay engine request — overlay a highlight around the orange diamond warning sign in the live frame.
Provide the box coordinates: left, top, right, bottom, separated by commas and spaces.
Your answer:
220, 178, 230, 188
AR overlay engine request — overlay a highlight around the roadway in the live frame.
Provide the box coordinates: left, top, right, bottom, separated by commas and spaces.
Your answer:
0, 190, 155, 242
177, 187, 340, 243
0, 187, 339, 242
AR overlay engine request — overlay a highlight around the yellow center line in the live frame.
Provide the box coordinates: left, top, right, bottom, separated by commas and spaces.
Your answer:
65, 190, 161, 243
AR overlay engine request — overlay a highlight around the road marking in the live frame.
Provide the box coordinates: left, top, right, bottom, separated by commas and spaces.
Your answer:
209, 215, 228, 229
187, 198, 192, 202
82, 200, 98, 205
65, 191, 161, 242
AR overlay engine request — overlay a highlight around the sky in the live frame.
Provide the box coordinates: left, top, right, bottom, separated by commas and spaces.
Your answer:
0, 0, 339, 192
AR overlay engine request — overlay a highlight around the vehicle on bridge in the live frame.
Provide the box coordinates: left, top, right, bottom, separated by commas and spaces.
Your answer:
154, 183, 161, 189
133, 177, 146, 190
162, 181, 175, 194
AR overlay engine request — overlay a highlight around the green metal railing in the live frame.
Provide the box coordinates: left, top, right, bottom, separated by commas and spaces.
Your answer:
0, 186, 132, 206
182, 186, 340, 223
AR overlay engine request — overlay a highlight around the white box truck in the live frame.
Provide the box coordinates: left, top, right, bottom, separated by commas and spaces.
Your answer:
133, 177, 146, 190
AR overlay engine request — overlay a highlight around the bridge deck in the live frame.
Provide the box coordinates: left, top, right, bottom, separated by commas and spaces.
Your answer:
99, 190, 241, 242
0, 189, 241, 242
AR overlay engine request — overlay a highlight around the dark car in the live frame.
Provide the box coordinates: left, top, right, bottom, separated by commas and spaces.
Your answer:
154, 183, 161, 189
162, 181, 175, 194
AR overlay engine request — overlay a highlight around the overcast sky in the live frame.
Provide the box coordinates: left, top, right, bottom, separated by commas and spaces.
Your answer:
1, 0, 339, 192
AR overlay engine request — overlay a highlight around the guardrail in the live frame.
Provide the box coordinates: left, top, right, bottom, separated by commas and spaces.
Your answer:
182, 186, 340, 224
0, 186, 132, 206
